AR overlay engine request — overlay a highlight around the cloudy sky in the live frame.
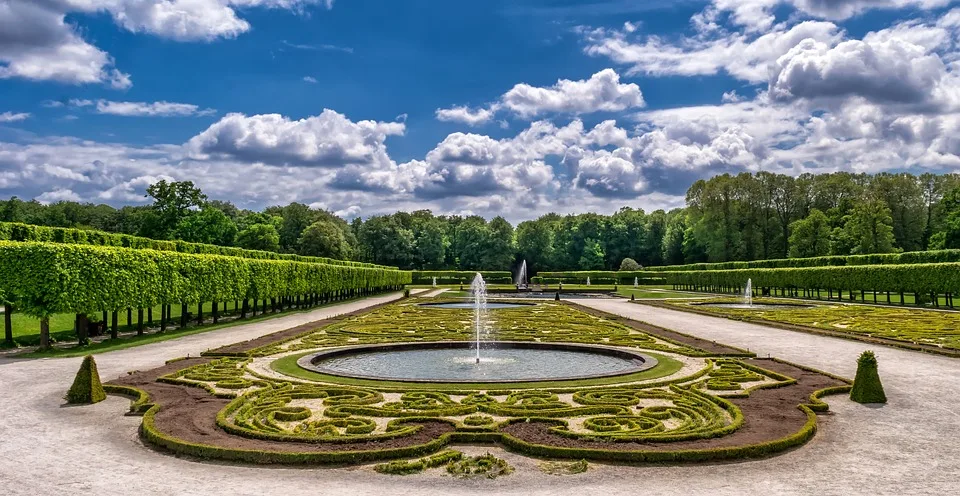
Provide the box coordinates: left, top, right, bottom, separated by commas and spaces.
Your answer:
2, 0, 960, 221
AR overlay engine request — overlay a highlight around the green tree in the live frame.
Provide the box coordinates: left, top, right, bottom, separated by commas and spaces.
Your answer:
661, 212, 686, 265
516, 217, 556, 272
482, 216, 515, 270
145, 180, 207, 238
175, 207, 238, 246
412, 216, 448, 270
842, 199, 897, 254
578, 238, 605, 270
277, 202, 317, 251
788, 209, 831, 258
236, 224, 281, 252
298, 219, 352, 259
357, 215, 416, 268
939, 186, 960, 249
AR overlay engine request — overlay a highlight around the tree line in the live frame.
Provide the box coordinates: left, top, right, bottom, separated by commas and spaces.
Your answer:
4, 171, 960, 273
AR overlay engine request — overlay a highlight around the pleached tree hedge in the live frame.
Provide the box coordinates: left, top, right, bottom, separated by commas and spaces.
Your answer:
0, 222, 391, 269
0, 241, 411, 347
651, 263, 960, 296
411, 271, 512, 285
645, 249, 960, 272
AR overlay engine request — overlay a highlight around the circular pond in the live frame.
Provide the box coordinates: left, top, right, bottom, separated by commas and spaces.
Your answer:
298, 341, 657, 383
418, 301, 535, 309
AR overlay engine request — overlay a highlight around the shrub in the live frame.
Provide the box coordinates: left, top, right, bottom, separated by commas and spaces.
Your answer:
446, 453, 513, 479
619, 258, 642, 271
66, 355, 106, 404
849, 351, 887, 404
539, 459, 588, 475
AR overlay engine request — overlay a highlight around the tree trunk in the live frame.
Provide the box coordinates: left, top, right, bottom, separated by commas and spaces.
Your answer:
160, 304, 167, 333
147, 307, 153, 325
127, 308, 132, 327
111, 311, 118, 339
197, 302, 203, 325
77, 313, 88, 345
181, 303, 188, 328
137, 309, 144, 335
39, 317, 50, 350
212, 301, 219, 324
3, 304, 12, 346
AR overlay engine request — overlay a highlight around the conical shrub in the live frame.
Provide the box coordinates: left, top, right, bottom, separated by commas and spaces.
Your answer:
849, 350, 886, 404
66, 355, 106, 405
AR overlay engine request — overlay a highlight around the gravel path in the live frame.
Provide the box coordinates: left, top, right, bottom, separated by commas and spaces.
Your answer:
1, 296, 957, 495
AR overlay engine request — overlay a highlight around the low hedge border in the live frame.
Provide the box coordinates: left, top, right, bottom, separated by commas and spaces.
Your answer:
102, 384, 154, 414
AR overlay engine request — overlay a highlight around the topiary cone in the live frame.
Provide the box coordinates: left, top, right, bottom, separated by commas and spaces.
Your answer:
66, 355, 106, 405
850, 350, 886, 404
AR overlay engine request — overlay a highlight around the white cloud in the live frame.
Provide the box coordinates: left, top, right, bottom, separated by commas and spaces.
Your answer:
0, 112, 30, 122
95, 100, 217, 117
435, 69, 644, 125
435, 106, 496, 126
580, 21, 842, 83
303, 76, 318, 83
186, 109, 405, 167
36, 188, 82, 204
501, 68, 644, 117
769, 37, 951, 106
0, 1, 132, 88
712, 0, 952, 32
721, 91, 744, 103
0, 0, 334, 87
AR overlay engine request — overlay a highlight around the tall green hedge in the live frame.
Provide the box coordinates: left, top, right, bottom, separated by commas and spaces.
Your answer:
411, 271, 512, 285
533, 271, 664, 285
650, 263, 960, 295
646, 249, 960, 272
0, 241, 410, 317
0, 222, 391, 270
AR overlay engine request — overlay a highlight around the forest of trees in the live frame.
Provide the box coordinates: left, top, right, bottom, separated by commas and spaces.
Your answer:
4, 171, 960, 273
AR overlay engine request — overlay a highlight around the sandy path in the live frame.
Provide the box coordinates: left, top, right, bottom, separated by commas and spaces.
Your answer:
1, 295, 957, 495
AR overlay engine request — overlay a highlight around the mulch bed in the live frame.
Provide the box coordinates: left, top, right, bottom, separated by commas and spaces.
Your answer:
105, 301, 847, 460
567, 301, 750, 355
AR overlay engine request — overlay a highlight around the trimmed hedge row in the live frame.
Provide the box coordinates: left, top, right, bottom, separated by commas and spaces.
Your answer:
0, 221, 392, 270
411, 271, 512, 285
651, 263, 960, 295
532, 271, 664, 285
0, 241, 410, 317
647, 249, 960, 272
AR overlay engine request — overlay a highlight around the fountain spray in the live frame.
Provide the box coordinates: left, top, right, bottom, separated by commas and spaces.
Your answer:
471, 273, 487, 364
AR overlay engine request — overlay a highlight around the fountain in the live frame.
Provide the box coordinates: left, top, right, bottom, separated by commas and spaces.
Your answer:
744, 278, 753, 307
586, 276, 591, 286
634, 277, 639, 288
696, 277, 813, 309
515, 260, 528, 289
471, 273, 487, 364
432, 276, 437, 288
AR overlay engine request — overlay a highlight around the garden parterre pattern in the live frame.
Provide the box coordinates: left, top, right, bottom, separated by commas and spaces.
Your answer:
111, 300, 849, 465
662, 297, 960, 351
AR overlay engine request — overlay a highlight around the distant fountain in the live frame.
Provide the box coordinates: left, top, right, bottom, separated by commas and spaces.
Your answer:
634, 277, 639, 288
744, 279, 753, 307
432, 276, 437, 288
586, 276, 591, 286
515, 260, 528, 289
471, 273, 488, 364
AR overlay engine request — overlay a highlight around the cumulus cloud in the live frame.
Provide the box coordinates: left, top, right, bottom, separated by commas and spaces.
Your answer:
36, 188, 82, 204
185, 109, 405, 167
0, 111, 30, 122
95, 100, 217, 117
435, 106, 496, 126
435, 69, 643, 125
0, 0, 333, 87
768, 37, 950, 106
500, 69, 644, 117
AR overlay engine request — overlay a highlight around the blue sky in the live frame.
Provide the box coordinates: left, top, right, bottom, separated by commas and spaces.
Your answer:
1, 0, 959, 220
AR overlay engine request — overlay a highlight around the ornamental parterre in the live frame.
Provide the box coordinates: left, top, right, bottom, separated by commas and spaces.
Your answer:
104, 300, 850, 467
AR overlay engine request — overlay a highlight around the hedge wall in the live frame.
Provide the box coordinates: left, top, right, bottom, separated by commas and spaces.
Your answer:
532, 271, 665, 285
0, 241, 410, 317
652, 263, 960, 295
411, 271, 512, 285
0, 222, 391, 270
646, 249, 960, 272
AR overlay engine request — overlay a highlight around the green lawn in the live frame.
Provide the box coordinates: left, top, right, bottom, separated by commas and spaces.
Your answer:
615, 288, 713, 299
